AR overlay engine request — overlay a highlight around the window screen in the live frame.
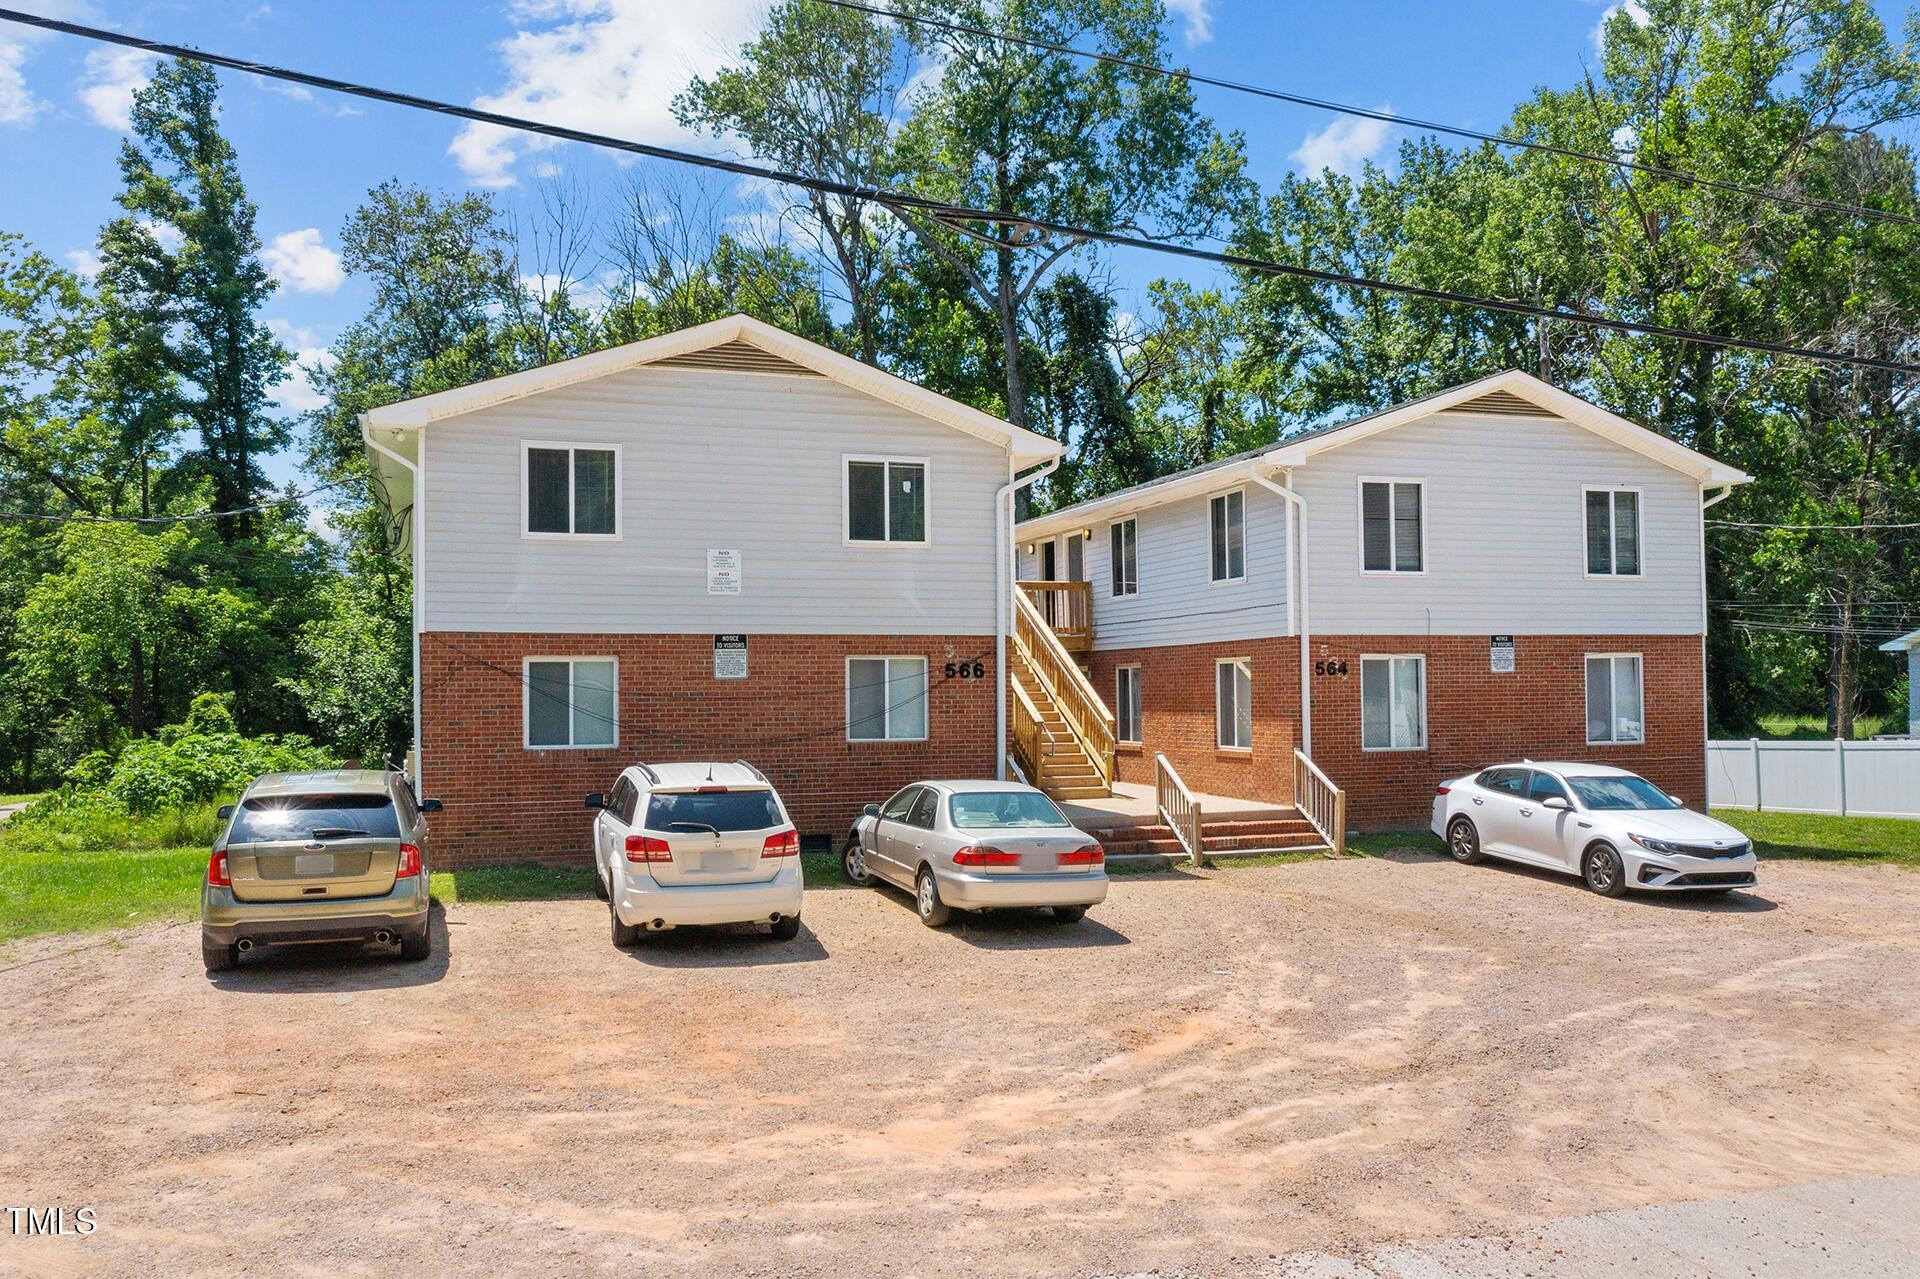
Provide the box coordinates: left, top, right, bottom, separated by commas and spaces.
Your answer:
848, 657, 928, 740
1216, 660, 1251, 749
1362, 481, 1423, 572
847, 459, 926, 543
527, 658, 617, 748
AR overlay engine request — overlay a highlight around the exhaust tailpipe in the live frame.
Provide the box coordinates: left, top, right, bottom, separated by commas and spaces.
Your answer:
373, 929, 394, 946
235, 938, 254, 954
648, 918, 667, 931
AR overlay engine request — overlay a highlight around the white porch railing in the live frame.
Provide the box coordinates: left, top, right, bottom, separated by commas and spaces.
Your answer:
1155, 752, 1204, 866
1293, 749, 1347, 856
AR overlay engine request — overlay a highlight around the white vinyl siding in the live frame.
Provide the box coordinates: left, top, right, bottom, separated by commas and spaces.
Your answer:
1585, 487, 1641, 576
1360, 655, 1425, 750
1360, 478, 1423, 573
1586, 653, 1644, 744
525, 657, 617, 749
1216, 659, 1252, 750
1109, 519, 1137, 596
1115, 666, 1141, 743
422, 369, 1004, 634
523, 442, 619, 539
847, 656, 928, 741
1210, 490, 1246, 582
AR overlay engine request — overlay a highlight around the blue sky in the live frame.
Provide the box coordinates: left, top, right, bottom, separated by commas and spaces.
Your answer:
1, 1, 1912, 497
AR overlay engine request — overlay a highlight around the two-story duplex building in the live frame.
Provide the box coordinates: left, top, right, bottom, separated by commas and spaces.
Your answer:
1016, 371, 1750, 829
361, 315, 1063, 867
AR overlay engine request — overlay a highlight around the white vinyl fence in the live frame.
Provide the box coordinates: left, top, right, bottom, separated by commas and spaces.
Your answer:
1708, 737, 1920, 820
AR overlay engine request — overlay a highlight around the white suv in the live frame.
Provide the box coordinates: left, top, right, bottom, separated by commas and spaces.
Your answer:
585, 762, 804, 944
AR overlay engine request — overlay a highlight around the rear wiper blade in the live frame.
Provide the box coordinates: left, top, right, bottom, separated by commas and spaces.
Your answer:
309, 827, 368, 839
667, 821, 720, 836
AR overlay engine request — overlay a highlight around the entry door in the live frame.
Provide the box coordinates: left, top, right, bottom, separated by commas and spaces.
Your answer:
1065, 533, 1085, 582
1040, 541, 1058, 581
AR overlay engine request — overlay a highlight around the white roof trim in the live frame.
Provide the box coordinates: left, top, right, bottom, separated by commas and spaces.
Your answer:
358, 314, 1064, 464
1881, 629, 1920, 653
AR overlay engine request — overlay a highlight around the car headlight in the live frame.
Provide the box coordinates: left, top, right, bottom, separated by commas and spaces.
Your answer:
1628, 833, 1687, 856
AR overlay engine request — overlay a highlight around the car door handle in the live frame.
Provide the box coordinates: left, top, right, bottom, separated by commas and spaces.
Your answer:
1471, 797, 1484, 805
1519, 807, 1533, 816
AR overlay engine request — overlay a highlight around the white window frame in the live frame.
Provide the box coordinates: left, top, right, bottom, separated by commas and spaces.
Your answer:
843, 454, 932, 547
1115, 665, 1142, 744
522, 656, 620, 751
1357, 476, 1427, 576
1209, 489, 1247, 585
1582, 485, 1645, 579
1215, 657, 1252, 751
521, 441, 622, 542
1109, 517, 1139, 597
1585, 652, 1646, 745
845, 655, 931, 742
1359, 653, 1427, 752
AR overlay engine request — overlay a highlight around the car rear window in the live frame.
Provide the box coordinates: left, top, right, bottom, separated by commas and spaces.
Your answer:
644, 790, 783, 833
949, 791, 1070, 830
230, 793, 401, 842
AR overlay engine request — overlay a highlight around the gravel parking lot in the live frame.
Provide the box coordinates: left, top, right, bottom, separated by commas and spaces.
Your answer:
4, 852, 1919, 1278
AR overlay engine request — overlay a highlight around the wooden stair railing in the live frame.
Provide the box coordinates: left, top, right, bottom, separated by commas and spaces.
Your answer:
1154, 752, 1203, 866
1010, 588, 1116, 793
1015, 580, 1093, 652
1009, 678, 1047, 789
1292, 749, 1347, 856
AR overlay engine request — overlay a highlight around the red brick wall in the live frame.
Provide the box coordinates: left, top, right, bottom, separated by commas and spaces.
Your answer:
419, 632, 997, 868
1088, 634, 1705, 831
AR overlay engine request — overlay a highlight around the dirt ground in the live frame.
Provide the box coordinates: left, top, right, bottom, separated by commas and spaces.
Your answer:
4, 853, 1919, 1279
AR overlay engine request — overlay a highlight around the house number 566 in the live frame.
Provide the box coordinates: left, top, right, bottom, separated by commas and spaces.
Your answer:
945, 661, 988, 680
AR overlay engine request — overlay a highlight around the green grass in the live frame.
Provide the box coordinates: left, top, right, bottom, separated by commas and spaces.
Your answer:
0, 791, 49, 808
1711, 808, 1920, 867
1752, 713, 1891, 741
432, 862, 597, 904
1348, 830, 1445, 857
0, 845, 205, 943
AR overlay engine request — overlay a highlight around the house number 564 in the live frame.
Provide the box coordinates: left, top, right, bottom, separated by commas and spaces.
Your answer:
1313, 659, 1350, 677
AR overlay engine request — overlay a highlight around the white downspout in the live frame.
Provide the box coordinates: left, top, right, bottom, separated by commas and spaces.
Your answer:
361, 419, 422, 784
1250, 464, 1311, 759
1699, 483, 1733, 792
998, 455, 1061, 780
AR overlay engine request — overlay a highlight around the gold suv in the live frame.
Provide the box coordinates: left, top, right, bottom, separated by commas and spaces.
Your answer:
200, 769, 440, 973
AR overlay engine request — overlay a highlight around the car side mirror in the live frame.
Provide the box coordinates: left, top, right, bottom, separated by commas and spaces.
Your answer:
216, 803, 234, 820
584, 792, 606, 810
419, 798, 443, 814
1542, 795, 1571, 811
863, 804, 881, 817
1670, 797, 1685, 808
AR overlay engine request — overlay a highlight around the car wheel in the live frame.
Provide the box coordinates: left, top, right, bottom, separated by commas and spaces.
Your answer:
202, 941, 238, 973
399, 925, 432, 961
1583, 844, 1628, 897
769, 914, 801, 941
1050, 905, 1087, 924
841, 835, 872, 886
1447, 817, 1485, 864
916, 867, 952, 928
592, 855, 610, 902
610, 899, 642, 948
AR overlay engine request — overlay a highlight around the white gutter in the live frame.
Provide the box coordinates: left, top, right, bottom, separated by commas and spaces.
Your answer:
1249, 464, 1312, 759
361, 420, 423, 785
998, 455, 1062, 779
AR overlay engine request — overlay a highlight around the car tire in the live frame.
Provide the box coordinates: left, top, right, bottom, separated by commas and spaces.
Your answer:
841, 835, 872, 886
399, 925, 432, 961
916, 867, 952, 928
1447, 817, 1485, 865
202, 941, 238, 973
1050, 905, 1087, 924
592, 856, 610, 902
769, 914, 802, 941
610, 900, 642, 948
1583, 844, 1628, 897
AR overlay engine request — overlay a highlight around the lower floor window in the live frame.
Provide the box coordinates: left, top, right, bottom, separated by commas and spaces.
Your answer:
848, 656, 929, 741
526, 657, 618, 748
1586, 654, 1644, 743
1216, 659, 1252, 750
1116, 666, 1141, 743
1361, 655, 1425, 750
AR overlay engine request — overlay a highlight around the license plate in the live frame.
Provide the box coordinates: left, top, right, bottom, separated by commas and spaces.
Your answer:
294, 853, 334, 876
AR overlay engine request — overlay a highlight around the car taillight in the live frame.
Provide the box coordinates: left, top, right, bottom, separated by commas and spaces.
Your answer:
396, 843, 422, 878
1058, 844, 1104, 866
953, 845, 1019, 867
697, 785, 729, 794
208, 849, 231, 887
625, 835, 672, 862
1434, 784, 1451, 796
761, 829, 800, 858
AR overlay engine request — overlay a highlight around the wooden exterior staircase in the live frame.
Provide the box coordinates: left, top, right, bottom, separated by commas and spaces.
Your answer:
1010, 588, 1114, 801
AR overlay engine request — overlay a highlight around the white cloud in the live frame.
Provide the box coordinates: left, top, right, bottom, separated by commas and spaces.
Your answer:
78, 47, 156, 130
65, 248, 103, 278
1164, 0, 1213, 46
269, 320, 337, 413
1590, 0, 1649, 55
1, 0, 95, 126
1291, 109, 1394, 178
137, 217, 184, 251
450, 0, 765, 187
262, 228, 345, 294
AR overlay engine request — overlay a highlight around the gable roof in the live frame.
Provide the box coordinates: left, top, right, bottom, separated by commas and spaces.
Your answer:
1017, 369, 1749, 538
358, 313, 1063, 466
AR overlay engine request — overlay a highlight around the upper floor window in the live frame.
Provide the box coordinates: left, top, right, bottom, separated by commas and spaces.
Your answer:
1360, 654, 1426, 750
525, 443, 619, 539
1361, 479, 1423, 573
525, 657, 618, 749
1110, 518, 1138, 596
1210, 490, 1245, 582
1586, 653, 1644, 744
1115, 666, 1142, 743
1585, 488, 1641, 576
846, 457, 927, 545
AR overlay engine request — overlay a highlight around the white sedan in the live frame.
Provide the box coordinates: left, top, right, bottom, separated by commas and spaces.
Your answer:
1430, 762, 1757, 897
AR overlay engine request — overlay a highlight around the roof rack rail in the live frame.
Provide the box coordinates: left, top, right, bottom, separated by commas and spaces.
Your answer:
636, 763, 661, 784
733, 759, 767, 782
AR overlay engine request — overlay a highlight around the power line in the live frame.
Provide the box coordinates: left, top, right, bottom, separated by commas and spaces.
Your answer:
3, 9, 1919, 378
816, 0, 1920, 230
1708, 518, 1920, 530
0, 480, 348, 525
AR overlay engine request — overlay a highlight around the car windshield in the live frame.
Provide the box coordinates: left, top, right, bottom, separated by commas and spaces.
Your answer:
645, 789, 783, 833
1564, 775, 1683, 811
948, 790, 1070, 830
230, 793, 400, 842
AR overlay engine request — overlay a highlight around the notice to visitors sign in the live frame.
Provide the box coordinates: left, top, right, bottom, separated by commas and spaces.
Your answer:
1490, 635, 1515, 673
713, 634, 748, 680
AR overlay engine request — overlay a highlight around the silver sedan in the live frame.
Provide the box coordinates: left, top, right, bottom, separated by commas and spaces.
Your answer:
843, 780, 1109, 927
